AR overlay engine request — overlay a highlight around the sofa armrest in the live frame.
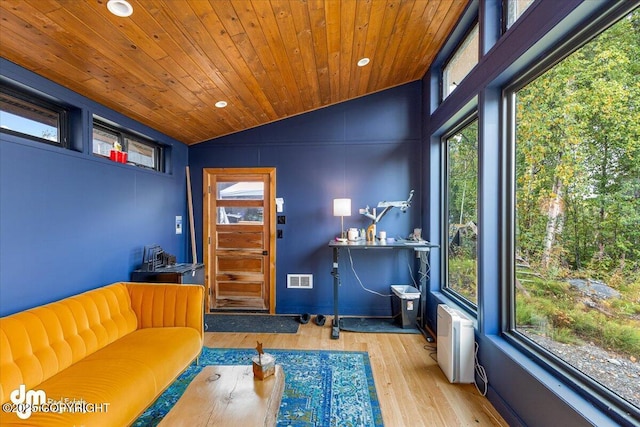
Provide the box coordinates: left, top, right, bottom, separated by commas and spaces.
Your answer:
125, 283, 204, 341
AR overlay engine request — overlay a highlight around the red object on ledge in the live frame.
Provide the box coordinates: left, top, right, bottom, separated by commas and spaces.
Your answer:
109, 150, 128, 163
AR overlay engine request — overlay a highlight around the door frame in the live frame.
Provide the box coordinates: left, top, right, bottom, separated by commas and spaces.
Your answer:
202, 167, 276, 313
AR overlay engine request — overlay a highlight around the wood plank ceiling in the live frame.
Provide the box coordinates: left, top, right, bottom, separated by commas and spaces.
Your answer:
0, 0, 467, 145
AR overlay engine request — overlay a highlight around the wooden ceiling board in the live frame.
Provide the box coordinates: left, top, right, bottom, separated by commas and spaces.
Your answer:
412, 1, 460, 81
0, 0, 468, 145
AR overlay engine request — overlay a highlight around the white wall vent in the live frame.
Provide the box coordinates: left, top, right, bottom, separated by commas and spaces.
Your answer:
287, 274, 313, 289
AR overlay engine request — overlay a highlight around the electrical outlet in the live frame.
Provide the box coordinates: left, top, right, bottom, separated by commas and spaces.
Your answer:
175, 216, 182, 234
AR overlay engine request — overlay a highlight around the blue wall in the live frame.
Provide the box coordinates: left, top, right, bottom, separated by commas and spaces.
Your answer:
190, 82, 423, 316
0, 59, 190, 316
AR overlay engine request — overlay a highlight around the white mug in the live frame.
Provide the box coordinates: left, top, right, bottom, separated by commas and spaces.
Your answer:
378, 231, 386, 240
347, 228, 359, 241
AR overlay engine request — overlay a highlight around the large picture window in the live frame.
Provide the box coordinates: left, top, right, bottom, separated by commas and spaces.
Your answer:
510, 8, 639, 412
445, 118, 479, 306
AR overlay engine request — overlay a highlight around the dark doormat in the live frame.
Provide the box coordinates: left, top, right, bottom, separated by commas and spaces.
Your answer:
204, 314, 300, 333
340, 317, 420, 334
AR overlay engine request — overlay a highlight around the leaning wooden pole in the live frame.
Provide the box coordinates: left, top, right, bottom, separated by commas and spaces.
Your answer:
186, 166, 197, 264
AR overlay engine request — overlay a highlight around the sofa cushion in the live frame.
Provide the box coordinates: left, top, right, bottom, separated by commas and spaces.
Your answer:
82, 326, 202, 395
0, 326, 201, 427
126, 282, 204, 340
0, 284, 137, 404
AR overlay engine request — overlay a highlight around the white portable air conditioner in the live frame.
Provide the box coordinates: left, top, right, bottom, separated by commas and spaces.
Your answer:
437, 304, 474, 383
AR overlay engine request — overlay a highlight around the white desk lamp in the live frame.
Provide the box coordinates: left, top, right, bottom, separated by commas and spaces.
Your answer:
333, 198, 351, 242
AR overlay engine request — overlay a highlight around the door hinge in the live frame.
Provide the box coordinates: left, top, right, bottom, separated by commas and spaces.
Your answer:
208, 236, 211, 245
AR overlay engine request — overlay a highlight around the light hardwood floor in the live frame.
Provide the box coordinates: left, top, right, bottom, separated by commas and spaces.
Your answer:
203, 318, 508, 427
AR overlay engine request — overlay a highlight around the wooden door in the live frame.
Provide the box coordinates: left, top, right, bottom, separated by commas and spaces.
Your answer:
203, 168, 276, 313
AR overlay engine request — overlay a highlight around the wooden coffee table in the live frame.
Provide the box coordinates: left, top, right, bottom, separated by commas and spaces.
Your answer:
158, 365, 284, 427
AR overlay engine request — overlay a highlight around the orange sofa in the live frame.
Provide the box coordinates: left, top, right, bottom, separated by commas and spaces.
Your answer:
0, 282, 204, 426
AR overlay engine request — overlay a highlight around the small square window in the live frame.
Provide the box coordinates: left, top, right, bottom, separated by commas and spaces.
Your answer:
92, 126, 118, 157
126, 137, 156, 169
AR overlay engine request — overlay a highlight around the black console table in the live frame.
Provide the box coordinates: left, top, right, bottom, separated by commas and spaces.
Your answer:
131, 263, 204, 284
329, 240, 437, 339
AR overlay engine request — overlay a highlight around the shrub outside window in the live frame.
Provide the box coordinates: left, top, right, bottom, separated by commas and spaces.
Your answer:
442, 23, 479, 100
93, 119, 162, 171
0, 84, 67, 146
510, 9, 639, 413
445, 118, 479, 306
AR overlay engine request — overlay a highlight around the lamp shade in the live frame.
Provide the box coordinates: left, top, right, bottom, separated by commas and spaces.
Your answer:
333, 198, 351, 217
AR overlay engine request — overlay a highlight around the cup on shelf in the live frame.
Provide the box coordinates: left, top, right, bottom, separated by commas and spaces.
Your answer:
109, 150, 128, 163
347, 228, 359, 241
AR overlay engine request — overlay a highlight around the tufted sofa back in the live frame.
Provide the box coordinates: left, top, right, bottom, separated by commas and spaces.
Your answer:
125, 282, 204, 338
0, 283, 138, 404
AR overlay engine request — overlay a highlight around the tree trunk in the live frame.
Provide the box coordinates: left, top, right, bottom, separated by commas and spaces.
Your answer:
596, 142, 609, 261
542, 177, 564, 269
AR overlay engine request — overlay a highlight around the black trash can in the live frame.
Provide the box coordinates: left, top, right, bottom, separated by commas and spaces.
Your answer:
391, 285, 421, 328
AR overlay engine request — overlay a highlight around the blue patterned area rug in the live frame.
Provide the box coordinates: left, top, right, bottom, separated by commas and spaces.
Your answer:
133, 347, 383, 427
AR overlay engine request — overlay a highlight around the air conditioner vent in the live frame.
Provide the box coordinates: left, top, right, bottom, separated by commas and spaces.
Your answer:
287, 274, 313, 289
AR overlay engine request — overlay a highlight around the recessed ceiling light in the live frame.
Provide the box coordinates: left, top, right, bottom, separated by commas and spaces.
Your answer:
357, 57, 370, 67
107, 0, 133, 17
215, 101, 228, 108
